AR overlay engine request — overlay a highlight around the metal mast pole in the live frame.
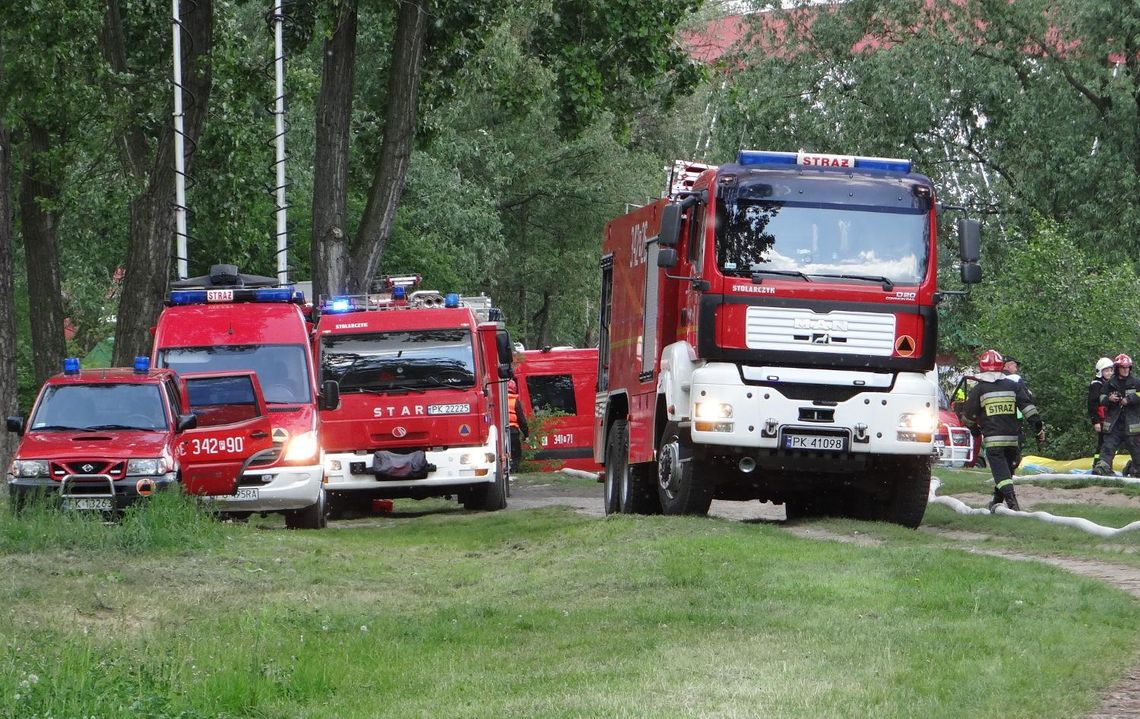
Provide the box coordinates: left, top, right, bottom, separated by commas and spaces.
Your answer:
172, 0, 189, 280
273, 0, 288, 284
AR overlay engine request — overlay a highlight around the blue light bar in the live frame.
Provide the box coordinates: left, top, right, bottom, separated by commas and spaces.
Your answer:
134, 356, 150, 373
63, 357, 80, 375
392, 286, 407, 300
167, 287, 303, 306
444, 293, 460, 308
326, 298, 352, 313
169, 290, 207, 305
253, 287, 298, 302
737, 150, 912, 174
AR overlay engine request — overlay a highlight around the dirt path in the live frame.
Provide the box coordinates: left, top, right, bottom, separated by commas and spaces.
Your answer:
503, 478, 1140, 717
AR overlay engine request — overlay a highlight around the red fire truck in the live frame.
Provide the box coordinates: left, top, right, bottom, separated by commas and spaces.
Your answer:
595, 150, 981, 527
151, 264, 331, 528
314, 277, 514, 512
514, 347, 603, 475
5, 357, 278, 513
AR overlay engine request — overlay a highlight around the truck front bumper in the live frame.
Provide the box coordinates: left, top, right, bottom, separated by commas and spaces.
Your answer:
323, 445, 498, 494
7, 473, 179, 512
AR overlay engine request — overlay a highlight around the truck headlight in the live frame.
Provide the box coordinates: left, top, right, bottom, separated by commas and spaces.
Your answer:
11, 460, 49, 478
283, 431, 319, 463
694, 402, 733, 420
898, 410, 937, 433
127, 458, 165, 476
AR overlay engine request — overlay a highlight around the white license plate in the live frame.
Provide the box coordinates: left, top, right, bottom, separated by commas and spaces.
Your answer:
783, 433, 848, 452
63, 497, 113, 511
232, 487, 259, 501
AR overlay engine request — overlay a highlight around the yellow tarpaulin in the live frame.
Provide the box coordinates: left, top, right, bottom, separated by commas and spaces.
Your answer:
1017, 454, 1130, 474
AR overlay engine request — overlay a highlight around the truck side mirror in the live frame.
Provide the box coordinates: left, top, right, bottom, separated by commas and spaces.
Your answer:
657, 248, 679, 268
957, 218, 981, 263
960, 262, 982, 284
319, 380, 341, 411
658, 203, 681, 248
175, 413, 198, 433
498, 363, 513, 380
496, 329, 513, 367
6, 416, 24, 435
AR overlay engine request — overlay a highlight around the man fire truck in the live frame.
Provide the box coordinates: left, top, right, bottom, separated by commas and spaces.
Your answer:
152, 264, 330, 529
314, 276, 514, 513
595, 150, 981, 527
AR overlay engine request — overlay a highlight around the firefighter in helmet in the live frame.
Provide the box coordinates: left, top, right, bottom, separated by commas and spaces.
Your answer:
1089, 357, 1114, 467
506, 379, 529, 474
1094, 354, 1140, 477
962, 349, 1044, 511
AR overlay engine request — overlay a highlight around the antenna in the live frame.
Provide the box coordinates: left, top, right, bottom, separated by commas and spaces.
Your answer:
171, 0, 189, 281
270, 0, 288, 284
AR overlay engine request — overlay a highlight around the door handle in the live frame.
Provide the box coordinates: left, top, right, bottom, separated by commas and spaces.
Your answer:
250, 431, 268, 439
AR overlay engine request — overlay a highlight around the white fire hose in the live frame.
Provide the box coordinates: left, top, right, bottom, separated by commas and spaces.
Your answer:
929, 478, 1140, 538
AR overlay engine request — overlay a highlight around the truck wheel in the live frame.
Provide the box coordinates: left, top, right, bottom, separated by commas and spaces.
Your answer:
285, 488, 328, 529
463, 465, 507, 511
657, 435, 712, 516
873, 456, 931, 528
602, 430, 622, 515
605, 420, 658, 515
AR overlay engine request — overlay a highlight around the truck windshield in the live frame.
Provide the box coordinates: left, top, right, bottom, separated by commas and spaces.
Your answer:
31, 384, 167, 431
321, 329, 477, 392
715, 199, 929, 286
157, 344, 312, 404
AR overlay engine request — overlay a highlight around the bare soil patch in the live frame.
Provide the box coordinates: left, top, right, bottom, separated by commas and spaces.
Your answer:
956, 484, 1140, 510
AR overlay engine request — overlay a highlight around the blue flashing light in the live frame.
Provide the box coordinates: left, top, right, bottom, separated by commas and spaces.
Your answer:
737, 150, 799, 166
133, 356, 150, 373
444, 293, 460, 309
327, 298, 352, 313
392, 286, 407, 300
853, 157, 913, 173
169, 289, 207, 305
63, 357, 81, 375
253, 287, 294, 302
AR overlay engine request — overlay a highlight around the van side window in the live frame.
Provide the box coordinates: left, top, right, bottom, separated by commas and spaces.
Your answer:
185, 376, 261, 426
526, 375, 577, 416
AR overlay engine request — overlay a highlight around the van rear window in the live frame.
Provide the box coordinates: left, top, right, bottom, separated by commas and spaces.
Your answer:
525, 375, 577, 415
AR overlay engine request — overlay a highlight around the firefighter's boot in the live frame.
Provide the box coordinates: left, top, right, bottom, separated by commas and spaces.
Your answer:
1000, 485, 1021, 511
1093, 460, 1113, 477
986, 488, 1004, 513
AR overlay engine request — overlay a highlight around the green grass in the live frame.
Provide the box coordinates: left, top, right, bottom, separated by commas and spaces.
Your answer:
1, 496, 1138, 718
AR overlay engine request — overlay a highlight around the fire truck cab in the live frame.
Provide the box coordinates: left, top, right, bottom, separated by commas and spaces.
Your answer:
514, 347, 603, 475
315, 276, 514, 512
5, 358, 278, 513
595, 151, 981, 527
151, 264, 329, 529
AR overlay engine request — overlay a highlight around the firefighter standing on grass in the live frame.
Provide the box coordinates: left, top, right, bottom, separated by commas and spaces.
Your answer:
963, 349, 1044, 511
1094, 354, 1140, 477
1089, 357, 1113, 467
507, 380, 528, 474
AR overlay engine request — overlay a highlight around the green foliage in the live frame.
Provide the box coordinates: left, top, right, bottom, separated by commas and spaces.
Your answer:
969, 218, 1140, 458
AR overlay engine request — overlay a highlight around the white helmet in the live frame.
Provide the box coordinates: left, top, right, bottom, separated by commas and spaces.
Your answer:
1096, 357, 1114, 372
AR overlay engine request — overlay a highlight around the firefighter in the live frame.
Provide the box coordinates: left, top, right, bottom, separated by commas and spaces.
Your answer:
1094, 354, 1140, 477
507, 379, 528, 473
1089, 357, 1113, 467
962, 349, 1044, 511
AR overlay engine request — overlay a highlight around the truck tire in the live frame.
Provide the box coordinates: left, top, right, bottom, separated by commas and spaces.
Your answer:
656, 435, 712, 516
605, 420, 658, 515
872, 456, 931, 528
463, 464, 507, 511
285, 488, 328, 529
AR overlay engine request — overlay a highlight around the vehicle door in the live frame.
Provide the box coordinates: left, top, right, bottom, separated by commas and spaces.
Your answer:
177, 371, 276, 495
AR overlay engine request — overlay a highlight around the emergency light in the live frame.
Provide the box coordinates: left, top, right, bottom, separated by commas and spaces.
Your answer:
63, 357, 81, 375
326, 298, 353, 313
134, 356, 150, 373
392, 286, 407, 300
168, 287, 303, 305
444, 293, 460, 308
737, 150, 912, 174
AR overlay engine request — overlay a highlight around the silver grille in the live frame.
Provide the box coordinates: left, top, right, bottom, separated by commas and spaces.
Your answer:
745, 307, 897, 356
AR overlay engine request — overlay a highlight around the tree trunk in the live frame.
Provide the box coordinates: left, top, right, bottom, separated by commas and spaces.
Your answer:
311, 0, 358, 299
0, 122, 19, 471
531, 290, 551, 349
109, 0, 214, 365
19, 122, 66, 385
347, 0, 429, 293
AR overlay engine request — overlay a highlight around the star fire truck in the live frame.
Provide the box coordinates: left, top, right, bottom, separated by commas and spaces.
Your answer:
151, 264, 331, 529
595, 150, 981, 527
314, 276, 514, 513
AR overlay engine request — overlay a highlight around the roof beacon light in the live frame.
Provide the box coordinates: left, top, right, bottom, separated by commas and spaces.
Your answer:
444, 293, 460, 308
737, 150, 912, 174
392, 286, 407, 300
134, 356, 151, 373
168, 287, 303, 306
63, 357, 81, 375
327, 298, 352, 313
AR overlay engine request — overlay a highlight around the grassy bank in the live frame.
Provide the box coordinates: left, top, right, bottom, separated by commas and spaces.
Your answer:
1, 490, 1137, 718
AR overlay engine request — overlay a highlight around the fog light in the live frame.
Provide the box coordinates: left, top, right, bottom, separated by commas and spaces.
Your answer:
694, 421, 734, 432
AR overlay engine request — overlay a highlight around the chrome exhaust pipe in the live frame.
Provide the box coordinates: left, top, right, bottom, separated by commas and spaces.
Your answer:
738, 456, 757, 474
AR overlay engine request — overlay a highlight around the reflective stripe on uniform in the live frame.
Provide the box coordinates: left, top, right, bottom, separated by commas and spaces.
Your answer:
996, 478, 1015, 489
983, 435, 1020, 447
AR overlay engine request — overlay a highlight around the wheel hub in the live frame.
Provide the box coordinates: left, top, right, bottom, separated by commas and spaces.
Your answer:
658, 441, 681, 495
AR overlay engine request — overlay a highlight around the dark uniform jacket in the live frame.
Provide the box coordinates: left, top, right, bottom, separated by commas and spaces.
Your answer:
1100, 372, 1140, 435
1088, 376, 1106, 425
962, 372, 1042, 448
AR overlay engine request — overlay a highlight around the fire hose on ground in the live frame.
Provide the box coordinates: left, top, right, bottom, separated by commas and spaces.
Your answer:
929, 477, 1140, 538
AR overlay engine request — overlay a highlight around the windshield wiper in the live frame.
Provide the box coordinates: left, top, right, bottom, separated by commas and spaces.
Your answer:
85, 423, 160, 431
750, 268, 812, 284
31, 424, 90, 431
345, 384, 426, 395
808, 273, 895, 291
